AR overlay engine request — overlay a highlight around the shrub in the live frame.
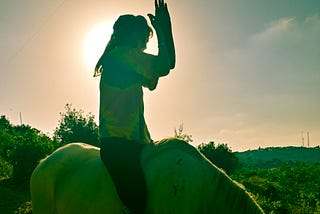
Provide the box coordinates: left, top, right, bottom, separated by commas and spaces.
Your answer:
0, 156, 13, 179
8, 125, 54, 185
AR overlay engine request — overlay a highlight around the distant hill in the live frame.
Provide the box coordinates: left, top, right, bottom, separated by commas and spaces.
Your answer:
235, 146, 320, 169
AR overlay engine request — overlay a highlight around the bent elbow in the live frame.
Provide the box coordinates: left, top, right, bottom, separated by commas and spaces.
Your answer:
159, 67, 170, 77
148, 85, 157, 91
160, 59, 171, 76
155, 55, 171, 77
163, 67, 171, 76
170, 57, 176, 70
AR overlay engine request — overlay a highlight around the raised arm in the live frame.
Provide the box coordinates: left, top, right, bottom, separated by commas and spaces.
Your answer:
154, 0, 175, 69
148, 11, 171, 77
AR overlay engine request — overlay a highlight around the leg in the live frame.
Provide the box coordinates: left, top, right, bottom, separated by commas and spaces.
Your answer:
100, 138, 147, 214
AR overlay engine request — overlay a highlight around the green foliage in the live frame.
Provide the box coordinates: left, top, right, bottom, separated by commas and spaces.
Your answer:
0, 107, 100, 213
0, 116, 16, 160
9, 125, 54, 184
0, 184, 31, 214
15, 201, 32, 214
0, 115, 55, 188
236, 146, 320, 169
53, 104, 100, 147
0, 156, 13, 179
197, 141, 241, 174
232, 162, 320, 213
0, 115, 12, 131
174, 124, 193, 143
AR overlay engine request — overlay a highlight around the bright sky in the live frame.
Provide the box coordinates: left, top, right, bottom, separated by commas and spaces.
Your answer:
1, 0, 319, 151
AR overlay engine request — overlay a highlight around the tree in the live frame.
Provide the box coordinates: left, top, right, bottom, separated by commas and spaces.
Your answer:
198, 141, 241, 174
0, 115, 12, 132
0, 117, 55, 185
0, 116, 15, 179
8, 125, 54, 185
0, 116, 15, 159
53, 104, 100, 147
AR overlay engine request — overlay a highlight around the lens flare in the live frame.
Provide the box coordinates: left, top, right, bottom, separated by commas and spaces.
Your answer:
83, 22, 113, 70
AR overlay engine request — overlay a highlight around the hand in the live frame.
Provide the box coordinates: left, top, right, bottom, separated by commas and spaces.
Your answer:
154, 0, 172, 30
147, 14, 161, 33
147, 14, 166, 43
149, 0, 175, 70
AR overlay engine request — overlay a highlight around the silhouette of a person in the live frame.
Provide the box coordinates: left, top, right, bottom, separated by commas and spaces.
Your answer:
95, 0, 175, 213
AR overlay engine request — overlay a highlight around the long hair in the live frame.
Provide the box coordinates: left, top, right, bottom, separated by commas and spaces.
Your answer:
94, 15, 153, 77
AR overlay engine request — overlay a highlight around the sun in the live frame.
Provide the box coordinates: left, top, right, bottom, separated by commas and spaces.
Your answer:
83, 22, 113, 70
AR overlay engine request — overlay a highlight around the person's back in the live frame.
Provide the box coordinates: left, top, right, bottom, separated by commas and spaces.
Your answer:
100, 46, 151, 144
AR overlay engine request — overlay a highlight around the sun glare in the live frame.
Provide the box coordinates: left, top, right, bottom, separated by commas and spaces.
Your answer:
83, 22, 113, 70
83, 20, 159, 70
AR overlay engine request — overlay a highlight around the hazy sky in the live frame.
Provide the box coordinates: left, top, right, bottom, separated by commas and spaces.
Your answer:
1, 0, 319, 151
